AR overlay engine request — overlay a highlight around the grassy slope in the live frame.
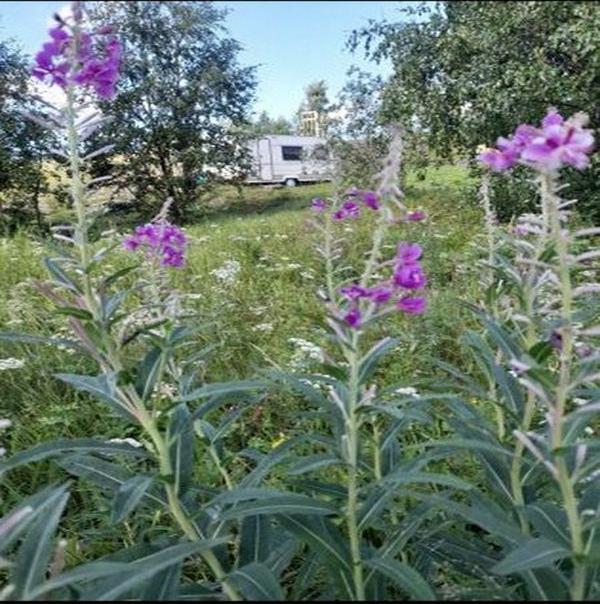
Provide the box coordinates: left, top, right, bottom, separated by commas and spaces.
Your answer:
0, 166, 484, 505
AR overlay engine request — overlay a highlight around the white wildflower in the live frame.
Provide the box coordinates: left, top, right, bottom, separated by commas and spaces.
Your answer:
289, 337, 325, 369
252, 322, 275, 333
395, 386, 420, 398
108, 437, 143, 448
0, 358, 25, 370
0, 420, 12, 430
210, 260, 241, 285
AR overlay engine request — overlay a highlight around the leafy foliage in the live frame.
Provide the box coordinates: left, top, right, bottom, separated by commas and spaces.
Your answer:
349, 1, 600, 221
87, 1, 257, 222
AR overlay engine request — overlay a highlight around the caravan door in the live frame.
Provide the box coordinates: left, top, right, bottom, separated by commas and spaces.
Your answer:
257, 138, 273, 181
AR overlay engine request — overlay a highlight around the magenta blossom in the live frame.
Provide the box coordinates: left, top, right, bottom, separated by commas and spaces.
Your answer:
32, 12, 121, 99
312, 198, 327, 212
396, 242, 423, 265
123, 222, 187, 268
340, 284, 369, 300
344, 306, 362, 328
521, 112, 595, 171
394, 263, 427, 290
405, 210, 426, 222
332, 200, 361, 221
479, 109, 594, 173
397, 296, 427, 315
366, 285, 393, 304
361, 191, 380, 211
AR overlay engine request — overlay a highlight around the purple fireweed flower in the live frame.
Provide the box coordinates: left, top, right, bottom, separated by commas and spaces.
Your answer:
396, 242, 423, 265
397, 296, 427, 315
340, 284, 369, 300
332, 200, 361, 221
549, 329, 563, 351
361, 191, 380, 210
342, 200, 360, 218
521, 111, 595, 172
513, 223, 529, 236
366, 285, 393, 304
123, 222, 186, 268
479, 110, 594, 173
312, 197, 327, 212
405, 210, 426, 222
394, 263, 427, 290
344, 305, 362, 328
479, 124, 538, 171
32, 13, 121, 99
575, 343, 593, 359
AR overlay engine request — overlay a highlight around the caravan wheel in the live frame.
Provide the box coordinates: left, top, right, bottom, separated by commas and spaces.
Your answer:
284, 178, 298, 187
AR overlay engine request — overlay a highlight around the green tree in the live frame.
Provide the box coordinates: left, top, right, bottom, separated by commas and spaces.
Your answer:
350, 1, 600, 221
0, 39, 50, 233
297, 80, 330, 136
327, 67, 390, 188
89, 1, 257, 222
250, 110, 294, 136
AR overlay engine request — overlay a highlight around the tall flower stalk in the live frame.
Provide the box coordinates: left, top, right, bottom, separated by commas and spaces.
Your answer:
27, 3, 242, 599
480, 108, 596, 600
310, 127, 428, 600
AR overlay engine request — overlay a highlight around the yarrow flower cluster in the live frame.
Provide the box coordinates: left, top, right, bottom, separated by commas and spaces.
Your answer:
340, 241, 428, 328
0, 358, 25, 371
210, 260, 241, 285
123, 223, 187, 268
479, 109, 595, 173
32, 6, 121, 99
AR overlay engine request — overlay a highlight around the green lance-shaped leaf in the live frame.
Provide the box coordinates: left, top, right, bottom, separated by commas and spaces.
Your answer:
167, 403, 194, 496
228, 562, 285, 601
54, 372, 137, 422
0, 438, 148, 478
25, 562, 130, 600
357, 336, 399, 384
220, 493, 337, 520
136, 346, 165, 402
182, 379, 266, 404
277, 514, 354, 600
83, 541, 228, 600
111, 475, 155, 524
365, 558, 436, 600
240, 439, 298, 488
54, 306, 94, 321
11, 485, 70, 600
239, 515, 273, 566
0, 331, 83, 351
43, 256, 82, 293
58, 454, 167, 508
0, 485, 74, 556
287, 453, 342, 476
492, 538, 571, 574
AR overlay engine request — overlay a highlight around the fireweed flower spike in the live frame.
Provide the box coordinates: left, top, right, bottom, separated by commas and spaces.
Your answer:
478, 108, 594, 173
123, 222, 187, 268
32, 8, 121, 99
478, 108, 597, 601
20, 4, 242, 599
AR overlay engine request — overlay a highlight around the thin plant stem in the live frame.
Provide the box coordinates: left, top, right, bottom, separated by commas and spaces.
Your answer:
543, 171, 586, 601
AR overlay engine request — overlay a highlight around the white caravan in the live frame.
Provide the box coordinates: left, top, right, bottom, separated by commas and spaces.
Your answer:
245, 135, 332, 186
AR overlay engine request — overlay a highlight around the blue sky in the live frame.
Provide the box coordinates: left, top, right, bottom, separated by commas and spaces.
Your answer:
0, 1, 405, 118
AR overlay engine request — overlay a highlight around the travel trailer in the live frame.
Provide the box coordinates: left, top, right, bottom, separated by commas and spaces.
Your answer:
245, 135, 333, 186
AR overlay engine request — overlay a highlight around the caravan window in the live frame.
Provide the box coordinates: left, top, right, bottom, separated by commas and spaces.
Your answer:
281, 146, 303, 161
